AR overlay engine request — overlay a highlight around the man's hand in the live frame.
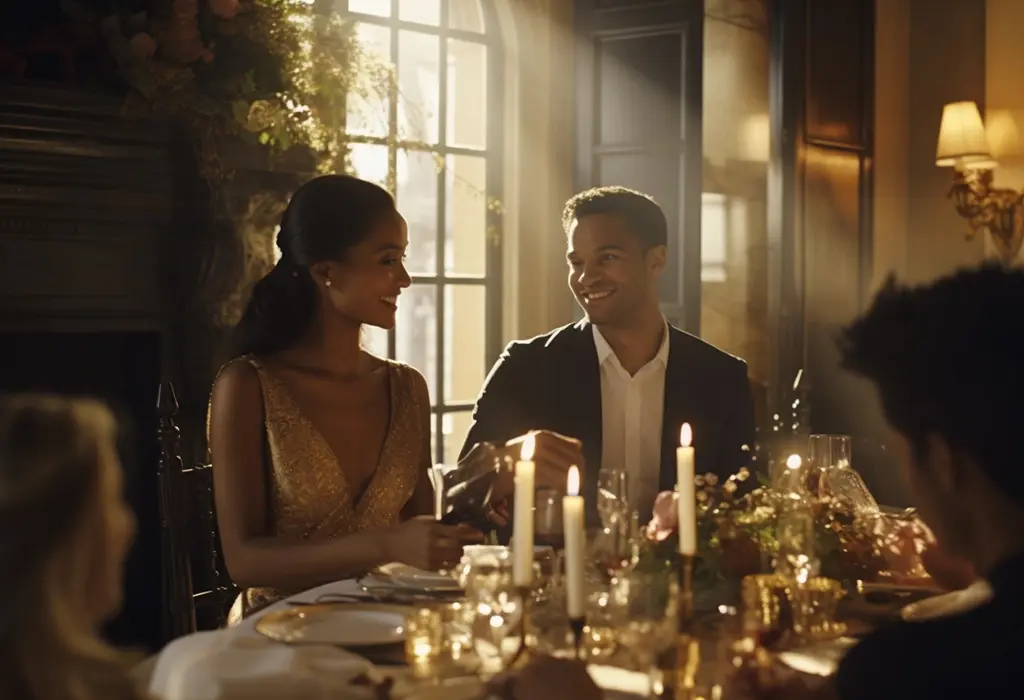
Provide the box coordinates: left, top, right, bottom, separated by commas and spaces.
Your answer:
492, 430, 585, 501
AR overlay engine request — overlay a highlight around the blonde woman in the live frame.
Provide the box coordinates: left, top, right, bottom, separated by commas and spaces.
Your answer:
0, 395, 140, 700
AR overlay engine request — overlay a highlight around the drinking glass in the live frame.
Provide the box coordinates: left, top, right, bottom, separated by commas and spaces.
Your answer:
597, 469, 630, 527
775, 493, 819, 584
463, 552, 522, 673
534, 487, 564, 549
589, 515, 641, 583
615, 571, 679, 679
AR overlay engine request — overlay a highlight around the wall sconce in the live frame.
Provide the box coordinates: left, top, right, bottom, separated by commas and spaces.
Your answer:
935, 100, 1023, 261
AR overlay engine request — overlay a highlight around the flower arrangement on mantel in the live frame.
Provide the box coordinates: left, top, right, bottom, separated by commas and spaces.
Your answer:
97, 0, 386, 181
641, 468, 930, 589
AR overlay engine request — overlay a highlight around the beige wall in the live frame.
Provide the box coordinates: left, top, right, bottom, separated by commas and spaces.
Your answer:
873, 0, 987, 286
498, 0, 577, 342
985, 0, 1024, 265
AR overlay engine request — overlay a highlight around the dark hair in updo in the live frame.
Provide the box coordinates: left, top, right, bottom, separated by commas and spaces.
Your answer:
231, 175, 397, 357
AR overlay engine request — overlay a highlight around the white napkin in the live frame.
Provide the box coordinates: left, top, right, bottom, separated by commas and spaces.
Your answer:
148, 630, 374, 700
901, 579, 993, 622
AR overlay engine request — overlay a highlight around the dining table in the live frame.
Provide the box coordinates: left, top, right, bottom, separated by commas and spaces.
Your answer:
142, 575, 658, 700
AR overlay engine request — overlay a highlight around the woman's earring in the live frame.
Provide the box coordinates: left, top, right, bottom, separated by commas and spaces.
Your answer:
325, 279, 332, 288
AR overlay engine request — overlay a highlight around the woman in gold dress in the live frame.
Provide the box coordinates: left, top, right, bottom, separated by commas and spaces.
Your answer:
208, 176, 481, 621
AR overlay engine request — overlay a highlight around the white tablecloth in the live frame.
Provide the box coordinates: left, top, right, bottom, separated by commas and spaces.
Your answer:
145, 578, 652, 700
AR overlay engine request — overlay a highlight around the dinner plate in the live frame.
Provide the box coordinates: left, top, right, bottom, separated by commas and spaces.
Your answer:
369, 563, 463, 592
255, 603, 412, 647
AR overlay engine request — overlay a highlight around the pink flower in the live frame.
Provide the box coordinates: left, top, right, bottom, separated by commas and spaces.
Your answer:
209, 0, 240, 20
128, 32, 157, 59
645, 490, 679, 542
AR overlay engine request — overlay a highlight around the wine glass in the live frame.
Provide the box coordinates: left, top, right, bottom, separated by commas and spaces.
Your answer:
464, 552, 523, 673
615, 570, 679, 683
534, 487, 564, 549
597, 469, 630, 527
776, 493, 819, 583
589, 513, 641, 583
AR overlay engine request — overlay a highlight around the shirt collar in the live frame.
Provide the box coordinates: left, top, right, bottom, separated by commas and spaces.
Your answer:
592, 320, 671, 368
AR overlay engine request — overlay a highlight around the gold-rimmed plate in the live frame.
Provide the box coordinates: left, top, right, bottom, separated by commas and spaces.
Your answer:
255, 603, 413, 647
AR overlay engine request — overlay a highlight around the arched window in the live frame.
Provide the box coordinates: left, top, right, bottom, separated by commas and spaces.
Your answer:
345, 0, 504, 464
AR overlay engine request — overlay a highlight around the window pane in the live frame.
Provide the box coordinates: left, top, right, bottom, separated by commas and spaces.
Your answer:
442, 410, 475, 464
348, 0, 390, 18
362, 325, 390, 358
349, 143, 390, 189
400, 0, 440, 25
398, 149, 439, 275
398, 31, 440, 145
449, 0, 485, 33
444, 284, 486, 403
396, 284, 438, 401
447, 39, 487, 149
347, 23, 391, 138
444, 154, 487, 276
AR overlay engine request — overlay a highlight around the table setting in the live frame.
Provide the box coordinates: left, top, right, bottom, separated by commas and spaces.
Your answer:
145, 431, 970, 700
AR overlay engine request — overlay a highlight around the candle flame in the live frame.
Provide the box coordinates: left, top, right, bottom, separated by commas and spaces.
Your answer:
567, 466, 580, 496
786, 454, 802, 470
680, 423, 693, 448
520, 433, 536, 461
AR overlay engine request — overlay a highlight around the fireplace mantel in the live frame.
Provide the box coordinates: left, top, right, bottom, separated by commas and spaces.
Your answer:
0, 82, 182, 324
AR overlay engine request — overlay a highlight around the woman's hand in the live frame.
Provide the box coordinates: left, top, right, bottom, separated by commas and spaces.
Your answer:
384, 516, 482, 571
487, 656, 601, 700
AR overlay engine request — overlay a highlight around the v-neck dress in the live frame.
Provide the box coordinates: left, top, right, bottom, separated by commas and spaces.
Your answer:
224, 354, 426, 620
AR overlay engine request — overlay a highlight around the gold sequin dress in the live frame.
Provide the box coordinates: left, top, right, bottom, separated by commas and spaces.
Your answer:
215, 355, 427, 622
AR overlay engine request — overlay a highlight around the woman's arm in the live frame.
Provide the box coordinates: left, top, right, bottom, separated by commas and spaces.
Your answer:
209, 361, 394, 590
402, 370, 435, 519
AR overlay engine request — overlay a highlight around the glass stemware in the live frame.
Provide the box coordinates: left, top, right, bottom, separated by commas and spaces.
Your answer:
463, 551, 522, 673
775, 493, 819, 584
614, 570, 679, 683
597, 469, 630, 527
589, 514, 641, 584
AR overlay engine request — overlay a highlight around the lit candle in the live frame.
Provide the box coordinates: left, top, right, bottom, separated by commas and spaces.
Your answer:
563, 466, 585, 618
676, 423, 697, 555
512, 434, 536, 587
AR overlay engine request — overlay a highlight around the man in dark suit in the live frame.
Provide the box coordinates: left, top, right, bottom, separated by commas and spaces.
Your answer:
458, 186, 756, 522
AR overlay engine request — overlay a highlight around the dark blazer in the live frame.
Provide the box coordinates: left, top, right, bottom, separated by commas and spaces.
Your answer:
459, 320, 756, 522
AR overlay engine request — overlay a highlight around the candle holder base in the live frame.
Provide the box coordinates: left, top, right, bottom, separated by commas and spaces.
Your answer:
508, 586, 534, 668
676, 554, 695, 634
569, 617, 586, 660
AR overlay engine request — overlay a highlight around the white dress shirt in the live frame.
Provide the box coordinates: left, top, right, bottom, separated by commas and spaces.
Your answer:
593, 322, 670, 516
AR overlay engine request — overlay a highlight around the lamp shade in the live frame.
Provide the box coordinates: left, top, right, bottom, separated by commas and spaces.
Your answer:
936, 101, 996, 168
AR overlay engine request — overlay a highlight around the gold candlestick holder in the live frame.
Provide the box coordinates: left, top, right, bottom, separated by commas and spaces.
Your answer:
508, 586, 533, 668
674, 554, 699, 700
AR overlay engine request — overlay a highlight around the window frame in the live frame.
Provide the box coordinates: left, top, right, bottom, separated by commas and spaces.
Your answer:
344, 0, 505, 464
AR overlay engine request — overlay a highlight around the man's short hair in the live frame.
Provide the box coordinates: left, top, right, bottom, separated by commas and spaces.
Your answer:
561, 186, 668, 249
839, 263, 1024, 505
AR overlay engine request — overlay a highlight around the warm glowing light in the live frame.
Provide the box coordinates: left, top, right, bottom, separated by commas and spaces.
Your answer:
936, 101, 997, 168
521, 433, 536, 461
567, 466, 580, 496
786, 454, 803, 470
680, 423, 693, 448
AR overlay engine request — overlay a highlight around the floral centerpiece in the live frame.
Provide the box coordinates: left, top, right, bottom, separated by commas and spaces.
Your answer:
640, 466, 930, 588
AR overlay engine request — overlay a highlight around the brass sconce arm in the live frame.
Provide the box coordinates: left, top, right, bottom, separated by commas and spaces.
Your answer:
948, 166, 1024, 260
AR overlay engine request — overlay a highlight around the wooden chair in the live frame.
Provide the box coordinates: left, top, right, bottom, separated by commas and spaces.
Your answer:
157, 383, 235, 638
